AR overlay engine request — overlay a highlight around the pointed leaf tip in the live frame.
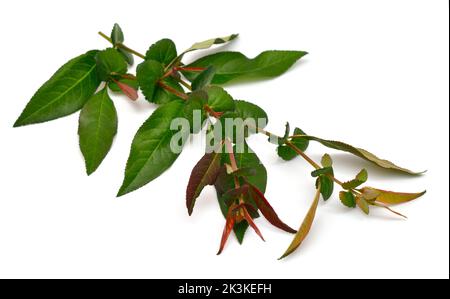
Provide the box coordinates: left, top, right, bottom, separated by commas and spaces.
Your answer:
279, 187, 321, 260
186, 151, 222, 215
248, 184, 296, 234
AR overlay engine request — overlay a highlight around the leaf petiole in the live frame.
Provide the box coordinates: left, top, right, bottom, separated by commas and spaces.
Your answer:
158, 81, 188, 100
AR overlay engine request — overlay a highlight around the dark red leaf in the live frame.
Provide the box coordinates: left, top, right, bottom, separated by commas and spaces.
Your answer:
186, 152, 222, 215
221, 184, 250, 206
217, 209, 236, 255
248, 184, 296, 233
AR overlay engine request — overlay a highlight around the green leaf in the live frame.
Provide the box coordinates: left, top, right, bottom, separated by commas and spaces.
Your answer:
184, 34, 238, 54
302, 136, 423, 175
96, 48, 127, 81
118, 100, 188, 196
152, 77, 184, 104
311, 167, 333, 178
321, 154, 333, 168
231, 167, 257, 178
118, 48, 134, 65
317, 176, 334, 200
136, 60, 164, 102
271, 122, 290, 145
184, 50, 307, 85
279, 187, 321, 259
356, 197, 370, 215
205, 86, 235, 112
168, 34, 238, 69
277, 128, 309, 161
339, 191, 356, 208
360, 187, 426, 205
215, 142, 266, 243
14, 50, 100, 127
78, 88, 118, 175
186, 150, 222, 215
359, 187, 381, 201
145, 39, 177, 66
342, 169, 368, 190
108, 75, 138, 93
184, 91, 207, 133
111, 23, 124, 45
215, 100, 268, 144
191, 66, 216, 91
216, 144, 267, 195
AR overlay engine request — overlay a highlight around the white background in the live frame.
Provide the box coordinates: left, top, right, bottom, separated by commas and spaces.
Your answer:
0, 0, 448, 279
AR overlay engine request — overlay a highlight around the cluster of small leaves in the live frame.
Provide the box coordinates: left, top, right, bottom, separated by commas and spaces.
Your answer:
14, 24, 426, 258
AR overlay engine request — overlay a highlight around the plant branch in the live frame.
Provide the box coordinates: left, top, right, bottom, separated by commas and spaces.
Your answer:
255, 126, 344, 185
98, 31, 146, 60
158, 81, 188, 100
224, 138, 241, 190
178, 78, 193, 91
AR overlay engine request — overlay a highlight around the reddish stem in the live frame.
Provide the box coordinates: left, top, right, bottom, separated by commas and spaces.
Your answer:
204, 105, 224, 118
175, 67, 206, 72
158, 81, 188, 100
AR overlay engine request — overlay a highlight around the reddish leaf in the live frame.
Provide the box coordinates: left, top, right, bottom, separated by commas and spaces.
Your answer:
217, 210, 236, 255
115, 80, 139, 101
186, 152, 222, 215
361, 187, 426, 205
248, 184, 296, 233
242, 206, 265, 241
222, 184, 250, 206
279, 187, 321, 259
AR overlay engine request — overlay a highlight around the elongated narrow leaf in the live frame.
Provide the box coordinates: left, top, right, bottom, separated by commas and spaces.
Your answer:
14, 50, 100, 127
184, 50, 307, 84
217, 209, 236, 255
78, 88, 118, 175
185, 34, 238, 54
145, 39, 177, 66
168, 34, 238, 69
279, 187, 321, 259
242, 207, 265, 241
215, 142, 266, 243
118, 100, 188, 196
360, 187, 426, 205
186, 151, 222, 215
301, 136, 423, 175
248, 184, 296, 233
